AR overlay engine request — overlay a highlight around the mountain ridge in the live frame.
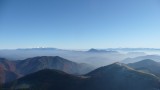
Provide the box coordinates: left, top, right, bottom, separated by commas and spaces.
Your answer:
128, 59, 160, 77
0, 56, 94, 83
3, 62, 160, 90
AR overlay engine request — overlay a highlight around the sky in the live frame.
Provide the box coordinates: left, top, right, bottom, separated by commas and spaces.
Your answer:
0, 0, 160, 49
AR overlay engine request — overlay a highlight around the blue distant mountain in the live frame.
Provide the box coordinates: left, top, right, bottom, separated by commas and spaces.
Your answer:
122, 55, 160, 63
87, 48, 119, 53
16, 48, 58, 50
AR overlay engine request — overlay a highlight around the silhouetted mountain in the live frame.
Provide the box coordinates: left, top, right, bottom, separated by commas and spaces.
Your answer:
128, 59, 160, 77
87, 48, 118, 53
84, 62, 160, 90
3, 69, 83, 90
3, 63, 160, 90
122, 55, 160, 63
0, 56, 94, 83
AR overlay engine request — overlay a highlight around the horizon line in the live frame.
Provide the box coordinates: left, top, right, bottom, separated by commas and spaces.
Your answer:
1, 47, 160, 50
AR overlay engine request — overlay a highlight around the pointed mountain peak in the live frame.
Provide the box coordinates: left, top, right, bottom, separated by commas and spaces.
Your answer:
87, 48, 101, 52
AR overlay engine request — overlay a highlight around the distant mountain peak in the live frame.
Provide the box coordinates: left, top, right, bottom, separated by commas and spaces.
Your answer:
87, 48, 118, 53
88, 48, 99, 51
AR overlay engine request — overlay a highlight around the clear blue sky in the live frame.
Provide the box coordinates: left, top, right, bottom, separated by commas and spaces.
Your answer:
0, 0, 160, 49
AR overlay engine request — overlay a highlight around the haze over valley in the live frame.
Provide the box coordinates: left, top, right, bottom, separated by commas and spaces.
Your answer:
1, 0, 160, 90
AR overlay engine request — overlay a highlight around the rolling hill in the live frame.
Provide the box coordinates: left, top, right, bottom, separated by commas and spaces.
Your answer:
128, 59, 160, 77
0, 56, 94, 83
3, 63, 160, 90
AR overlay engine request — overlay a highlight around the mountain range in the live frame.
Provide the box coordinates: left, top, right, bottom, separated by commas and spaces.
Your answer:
0, 56, 94, 83
3, 62, 160, 90
0, 48, 149, 67
128, 59, 160, 77
122, 55, 160, 63
1, 53, 160, 90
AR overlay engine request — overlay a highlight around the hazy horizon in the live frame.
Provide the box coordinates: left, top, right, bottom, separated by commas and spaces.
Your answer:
1, 1, 160, 90
1, 47, 160, 50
